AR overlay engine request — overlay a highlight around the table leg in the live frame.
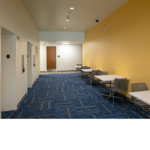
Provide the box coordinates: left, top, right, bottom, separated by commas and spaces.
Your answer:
90, 72, 92, 86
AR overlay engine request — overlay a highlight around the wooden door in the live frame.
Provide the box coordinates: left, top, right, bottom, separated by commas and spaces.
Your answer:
47, 46, 56, 69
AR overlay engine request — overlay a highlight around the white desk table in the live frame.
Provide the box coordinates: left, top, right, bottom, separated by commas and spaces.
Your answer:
75, 66, 82, 69
81, 69, 99, 72
95, 75, 128, 87
129, 91, 150, 105
95, 75, 128, 82
95, 75, 128, 106
81, 69, 100, 86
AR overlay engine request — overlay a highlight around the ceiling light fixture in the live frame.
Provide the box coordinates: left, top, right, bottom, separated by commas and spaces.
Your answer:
63, 42, 70, 44
66, 19, 69, 21
70, 7, 74, 10
63, 27, 67, 28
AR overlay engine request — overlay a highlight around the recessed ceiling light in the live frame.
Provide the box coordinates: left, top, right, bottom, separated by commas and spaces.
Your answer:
66, 20, 69, 21
63, 27, 67, 28
70, 7, 74, 10
63, 42, 70, 44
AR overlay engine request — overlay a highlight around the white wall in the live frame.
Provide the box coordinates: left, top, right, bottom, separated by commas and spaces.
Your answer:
32, 45, 36, 85
40, 44, 82, 71
0, 0, 40, 113
57, 45, 82, 71
0, 26, 1, 117
1, 34, 17, 111
39, 31, 85, 42
36, 47, 39, 78
27, 42, 32, 88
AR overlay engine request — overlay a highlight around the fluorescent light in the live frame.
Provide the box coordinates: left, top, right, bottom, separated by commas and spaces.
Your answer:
63, 27, 67, 28
63, 43, 70, 44
70, 7, 74, 10
66, 20, 69, 21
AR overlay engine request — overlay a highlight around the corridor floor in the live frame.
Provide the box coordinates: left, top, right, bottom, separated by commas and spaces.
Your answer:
2, 73, 150, 119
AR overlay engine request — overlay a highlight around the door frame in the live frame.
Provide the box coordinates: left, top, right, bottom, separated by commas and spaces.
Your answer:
27, 41, 33, 88
35, 46, 39, 78
46, 46, 57, 72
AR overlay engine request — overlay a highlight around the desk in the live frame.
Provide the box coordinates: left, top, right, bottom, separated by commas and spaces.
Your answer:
95, 75, 128, 87
95, 74, 128, 106
129, 91, 150, 105
81, 69, 98, 72
75, 66, 82, 69
95, 75, 128, 82
81, 69, 99, 86
75, 66, 82, 71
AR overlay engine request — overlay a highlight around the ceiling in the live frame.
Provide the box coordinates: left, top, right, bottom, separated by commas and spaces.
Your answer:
21, 0, 128, 32
40, 41, 83, 45
2, 27, 15, 35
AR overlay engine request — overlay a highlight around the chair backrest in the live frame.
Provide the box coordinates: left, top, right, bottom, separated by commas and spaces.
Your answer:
76, 64, 82, 66
113, 78, 128, 92
81, 66, 90, 69
91, 70, 101, 77
131, 83, 148, 100
101, 72, 108, 75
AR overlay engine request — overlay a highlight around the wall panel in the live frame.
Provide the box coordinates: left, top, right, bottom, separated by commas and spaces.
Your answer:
83, 0, 150, 97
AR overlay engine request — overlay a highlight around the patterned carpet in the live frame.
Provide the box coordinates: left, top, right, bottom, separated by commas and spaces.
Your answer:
2, 73, 150, 119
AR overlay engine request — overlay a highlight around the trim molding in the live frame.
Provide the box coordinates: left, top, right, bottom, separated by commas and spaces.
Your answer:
57, 70, 77, 72
40, 71, 46, 73
32, 80, 36, 86
17, 93, 27, 108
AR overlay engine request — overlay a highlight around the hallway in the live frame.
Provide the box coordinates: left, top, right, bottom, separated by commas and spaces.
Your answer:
2, 73, 149, 119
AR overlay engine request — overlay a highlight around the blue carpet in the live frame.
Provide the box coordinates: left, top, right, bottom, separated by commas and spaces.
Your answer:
2, 73, 150, 119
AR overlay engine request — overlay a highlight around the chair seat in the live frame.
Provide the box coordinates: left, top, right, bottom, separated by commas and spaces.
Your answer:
133, 99, 150, 107
109, 87, 125, 92
99, 81, 110, 84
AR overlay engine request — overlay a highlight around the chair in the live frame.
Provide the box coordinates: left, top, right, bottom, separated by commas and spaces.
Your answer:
88, 70, 101, 85
130, 83, 150, 110
76, 64, 82, 71
106, 78, 128, 106
131, 83, 150, 120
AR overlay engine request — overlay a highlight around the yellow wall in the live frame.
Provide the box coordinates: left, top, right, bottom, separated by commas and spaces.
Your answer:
83, 0, 150, 97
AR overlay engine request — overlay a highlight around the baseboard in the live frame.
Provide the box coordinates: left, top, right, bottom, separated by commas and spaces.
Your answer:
57, 70, 78, 72
32, 80, 36, 86
40, 71, 46, 73
17, 93, 27, 109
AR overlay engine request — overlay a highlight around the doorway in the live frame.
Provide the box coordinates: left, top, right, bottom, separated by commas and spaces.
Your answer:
1, 27, 17, 111
27, 42, 32, 88
47, 46, 56, 72
36, 46, 39, 78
